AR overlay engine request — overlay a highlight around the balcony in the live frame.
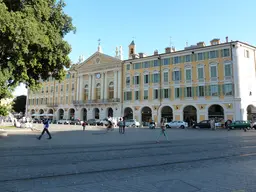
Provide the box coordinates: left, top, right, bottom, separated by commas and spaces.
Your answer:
47, 103, 59, 107
73, 98, 121, 106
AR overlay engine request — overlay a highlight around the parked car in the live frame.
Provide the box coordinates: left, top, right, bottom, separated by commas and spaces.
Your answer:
32, 119, 42, 124
97, 118, 109, 126
250, 121, 256, 129
227, 120, 251, 131
165, 121, 188, 129
124, 119, 140, 127
87, 119, 97, 126
70, 119, 82, 125
192, 120, 211, 129
57, 119, 70, 124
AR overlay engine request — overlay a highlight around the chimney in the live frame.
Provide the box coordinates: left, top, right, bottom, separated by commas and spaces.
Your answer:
197, 42, 205, 47
226, 36, 229, 43
154, 50, 158, 55
165, 47, 171, 53
210, 38, 220, 45
139, 52, 146, 58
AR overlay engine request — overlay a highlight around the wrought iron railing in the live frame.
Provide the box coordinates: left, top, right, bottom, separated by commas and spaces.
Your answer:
73, 98, 120, 105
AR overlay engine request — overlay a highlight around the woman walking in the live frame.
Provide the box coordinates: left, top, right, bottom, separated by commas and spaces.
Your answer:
156, 118, 168, 143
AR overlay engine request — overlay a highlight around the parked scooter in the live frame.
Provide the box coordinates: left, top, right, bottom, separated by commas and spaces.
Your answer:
149, 121, 156, 129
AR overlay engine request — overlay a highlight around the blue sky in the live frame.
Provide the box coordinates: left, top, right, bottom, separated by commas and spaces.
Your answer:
14, 0, 256, 96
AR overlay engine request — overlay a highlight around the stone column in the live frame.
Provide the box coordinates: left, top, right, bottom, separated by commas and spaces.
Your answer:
88, 74, 92, 100
104, 72, 108, 99
91, 74, 95, 100
101, 72, 104, 99
117, 70, 121, 99
79, 75, 83, 101
114, 71, 118, 99
76, 76, 80, 100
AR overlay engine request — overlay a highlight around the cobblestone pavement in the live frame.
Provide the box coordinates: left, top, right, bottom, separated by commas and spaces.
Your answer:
1, 128, 256, 191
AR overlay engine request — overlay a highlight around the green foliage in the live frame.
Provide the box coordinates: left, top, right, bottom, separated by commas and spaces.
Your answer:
12, 95, 26, 114
0, 0, 75, 100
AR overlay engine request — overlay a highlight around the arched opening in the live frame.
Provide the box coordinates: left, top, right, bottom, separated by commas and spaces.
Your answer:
247, 105, 256, 121
96, 83, 101, 100
39, 109, 44, 120
161, 106, 173, 122
81, 108, 87, 121
58, 109, 64, 120
93, 108, 100, 119
68, 108, 75, 120
31, 109, 35, 118
124, 107, 133, 120
107, 108, 113, 118
208, 104, 224, 122
141, 106, 152, 123
84, 85, 89, 101
183, 105, 197, 126
48, 109, 54, 120
108, 82, 114, 100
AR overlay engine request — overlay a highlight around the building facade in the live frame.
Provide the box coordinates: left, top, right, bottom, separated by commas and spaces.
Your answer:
123, 39, 256, 124
27, 38, 256, 124
27, 45, 123, 121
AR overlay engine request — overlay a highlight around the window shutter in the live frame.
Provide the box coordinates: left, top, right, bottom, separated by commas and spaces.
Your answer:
221, 49, 224, 57
205, 52, 208, 60
218, 85, 221, 96
151, 74, 154, 83
172, 71, 174, 81
124, 92, 126, 101
222, 84, 225, 96
168, 88, 171, 99
180, 70, 182, 81
196, 86, 199, 96
184, 87, 187, 97
192, 87, 194, 97
216, 50, 219, 58
132, 76, 134, 85
205, 85, 209, 96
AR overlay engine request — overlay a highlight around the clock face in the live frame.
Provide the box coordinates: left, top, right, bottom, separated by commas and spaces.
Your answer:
96, 73, 101, 79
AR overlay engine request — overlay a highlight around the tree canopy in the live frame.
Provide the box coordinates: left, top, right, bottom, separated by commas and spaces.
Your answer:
0, 0, 75, 115
12, 95, 26, 114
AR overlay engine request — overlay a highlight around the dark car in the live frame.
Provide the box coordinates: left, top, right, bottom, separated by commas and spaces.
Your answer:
87, 119, 97, 126
33, 119, 42, 124
70, 119, 82, 125
227, 120, 251, 131
192, 120, 211, 128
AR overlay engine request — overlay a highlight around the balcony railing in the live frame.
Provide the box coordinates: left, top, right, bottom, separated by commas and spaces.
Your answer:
47, 103, 59, 107
73, 98, 120, 106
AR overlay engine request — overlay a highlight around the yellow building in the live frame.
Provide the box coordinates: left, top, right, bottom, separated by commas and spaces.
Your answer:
123, 38, 256, 124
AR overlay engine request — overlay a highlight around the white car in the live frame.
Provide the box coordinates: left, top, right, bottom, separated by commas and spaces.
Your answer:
125, 119, 140, 127
57, 119, 70, 124
165, 121, 188, 129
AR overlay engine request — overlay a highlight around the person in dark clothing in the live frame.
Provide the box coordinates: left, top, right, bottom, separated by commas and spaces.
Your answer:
37, 118, 52, 140
122, 116, 126, 134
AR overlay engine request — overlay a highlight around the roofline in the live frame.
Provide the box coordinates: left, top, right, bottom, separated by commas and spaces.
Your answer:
123, 40, 256, 63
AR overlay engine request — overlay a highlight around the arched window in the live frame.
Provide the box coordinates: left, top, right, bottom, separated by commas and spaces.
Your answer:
84, 85, 88, 101
96, 83, 101, 100
108, 82, 114, 99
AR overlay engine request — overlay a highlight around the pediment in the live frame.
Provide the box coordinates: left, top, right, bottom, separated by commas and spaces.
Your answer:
77, 52, 121, 72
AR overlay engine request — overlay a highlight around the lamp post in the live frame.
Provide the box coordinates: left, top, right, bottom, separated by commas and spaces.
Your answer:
25, 84, 29, 118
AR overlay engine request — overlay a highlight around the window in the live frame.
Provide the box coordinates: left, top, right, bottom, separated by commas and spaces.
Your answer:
143, 61, 150, 68
197, 67, 204, 79
198, 86, 205, 97
55, 97, 57, 104
66, 84, 69, 92
185, 55, 191, 62
222, 49, 230, 57
153, 60, 159, 67
144, 74, 149, 84
154, 89, 159, 99
84, 88, 88, 101
185, 69, 192, 81
197, 53, 204, 61
109, 82, 114, 99
66, 74, 70, 79
134, 76, 140, 85
153, 73, 160, 83
135, 91, 139, 100
126, 64, 130, 70
163, 72, 169, 82
175, 88, 180, 98
185, 87, 192, 97
163, 58, 170, 65
164, 89, 169, 98
61, 85, 64, 92
51, 86, 54, 93
41, 98, 43, 104
124, 92, 132, 101
173, 56, 180, 64
60, 97, 63, 104
96, 84, 101, 100
245, 50, 250, 58
72, 74, 75, 78
173, 71, 181, 81
45, 98, 48, 104
36, 99, 39, 105
72, 84, 74, 91
66, 96, 68, 104
224, 84, 233, 96
224, 64, 232, 77
210, 65, 217, 78
72, 96, 74, 102
126, 77, 130, 86
134, 63, 141, 69
209, 50, 218, 59
210, 85, 218, 96
41, 88, 44, 93
144, 90, 148, 100
46, 87, 48, 93
56, 85, 58, 92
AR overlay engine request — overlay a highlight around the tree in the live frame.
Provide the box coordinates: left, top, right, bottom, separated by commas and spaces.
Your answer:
12, 95, 26, 114
0, 0, 75, 115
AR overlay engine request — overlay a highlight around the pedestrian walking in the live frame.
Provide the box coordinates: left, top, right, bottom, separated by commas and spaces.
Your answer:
82, 121, 86, 131
37, 118, 52, 140
118, 118, 123, 133
122, 116, 126, 134
156, 118, 168, 143
106, 119, 114, 133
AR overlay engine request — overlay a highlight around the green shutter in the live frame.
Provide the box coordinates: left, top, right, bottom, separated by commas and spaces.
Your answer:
218, 85, 221, 96
205, 85, 209, 96
184, 87, 187, 97
196, 86, 199, 96
132, 76, 134, 84
205, 52, 208, 60
222, 84, 225, 96
151, 74, 154, 83
180, 56, 184, 63
221, 49, 224, 57
180, 70, 182, 81
216, 50, 219, 58
124, 92, 126, 101
169, 88, 171, 99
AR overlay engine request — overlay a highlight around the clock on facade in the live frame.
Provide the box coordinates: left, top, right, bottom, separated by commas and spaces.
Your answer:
96, 73, 101, 79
